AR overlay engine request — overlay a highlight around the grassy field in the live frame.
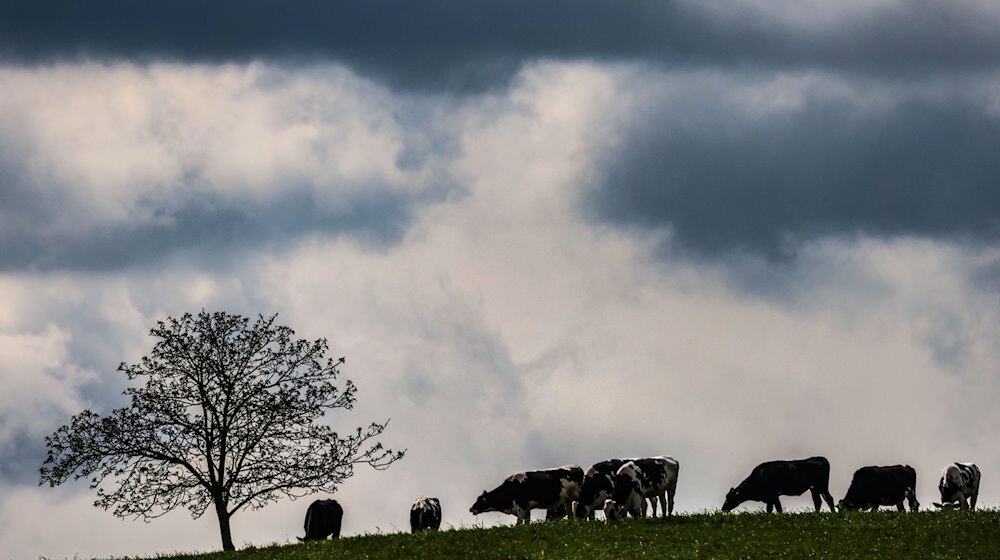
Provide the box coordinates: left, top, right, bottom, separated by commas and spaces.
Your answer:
154, 510, 999, 560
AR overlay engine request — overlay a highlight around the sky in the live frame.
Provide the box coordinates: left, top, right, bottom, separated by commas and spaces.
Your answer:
0, 1, 999, 558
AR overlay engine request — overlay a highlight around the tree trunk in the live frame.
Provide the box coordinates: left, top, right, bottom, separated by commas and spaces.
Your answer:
215, 501, 235, 551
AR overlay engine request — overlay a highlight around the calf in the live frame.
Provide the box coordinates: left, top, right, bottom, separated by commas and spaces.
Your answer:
839, 465, 919, 512
298, 499, 343, 541
410, 496, 442, 532
934, 463, 980, 511
470, 465, 584, 524
572, 459, 628, 520
722, 456, 836, 513
608, 456, 679, 520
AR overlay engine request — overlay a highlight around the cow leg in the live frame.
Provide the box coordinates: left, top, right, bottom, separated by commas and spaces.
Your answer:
896, 501, 905, 512
773, 498, 783, 514
970, 493, 978, 511
822, 490, 837, 513
956, 492, 968, 510
810, 489, 822, 512
667, 488, 675, 517
871, 505, 879, 512
659, 493, 668, 518
766, 502, 774, 514
648, 496, 658, 518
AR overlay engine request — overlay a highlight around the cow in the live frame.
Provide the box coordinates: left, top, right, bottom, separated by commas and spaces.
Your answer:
410, 496, 442, 532
607, 456, 679, 520
298, 499, 343, 541
934, 463, 980, 511
722, 456, 836, 513
571, 459, 628, 520
838, 465, 919, 512
469, 465, 584, 525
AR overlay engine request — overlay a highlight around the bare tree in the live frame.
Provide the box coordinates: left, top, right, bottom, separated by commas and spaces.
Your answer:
39, 311, 403, 551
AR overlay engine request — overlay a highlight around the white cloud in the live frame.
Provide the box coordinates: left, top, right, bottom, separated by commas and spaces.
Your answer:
0, 60, 997, 559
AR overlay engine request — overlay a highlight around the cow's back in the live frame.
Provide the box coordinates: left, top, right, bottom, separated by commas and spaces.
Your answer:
304, 499, 343, 539
846, 465, 913, 506
742, 457, 828, 498
631, 456, 679, 495
510, 466, 583, 509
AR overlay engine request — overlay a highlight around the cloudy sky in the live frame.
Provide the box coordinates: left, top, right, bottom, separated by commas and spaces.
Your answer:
1, 1, 999, 557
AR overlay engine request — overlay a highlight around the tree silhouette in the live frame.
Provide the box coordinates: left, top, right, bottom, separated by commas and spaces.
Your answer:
39, 311, 403, 551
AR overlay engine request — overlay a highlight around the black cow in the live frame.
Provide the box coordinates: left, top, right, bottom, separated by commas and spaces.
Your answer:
722, 456, 836, 513
935, 462, 981, 510
298, 499, 343, 541
410, 496, 442, 532
839, 465, 919, 512
572, 459, 627, 519
470, 465, 584, 524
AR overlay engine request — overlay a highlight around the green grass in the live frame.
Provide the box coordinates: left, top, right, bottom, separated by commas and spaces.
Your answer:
152, 510, 1000, 560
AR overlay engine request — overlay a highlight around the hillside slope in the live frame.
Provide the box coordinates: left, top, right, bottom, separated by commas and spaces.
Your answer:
155, 511, 999, 560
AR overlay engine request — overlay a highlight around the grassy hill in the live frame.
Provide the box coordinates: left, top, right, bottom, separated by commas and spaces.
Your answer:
155, 510, 998, 560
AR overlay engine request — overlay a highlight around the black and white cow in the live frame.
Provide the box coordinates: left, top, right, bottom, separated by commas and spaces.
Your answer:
410, 496, 442, 532
572, 459, 628, 520
298, 499, 343, 541
934, 463, 980, 511
607, 456, 679, 521
722, 456, 836, 513
470, 465, 584, 525
839, 465, 919, 512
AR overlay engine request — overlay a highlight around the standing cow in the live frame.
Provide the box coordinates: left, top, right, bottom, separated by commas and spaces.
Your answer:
934, 463, 980, 510
839, 465, 919, 512
607, 456, 679, 521
572, 459, 628, 519
298, 499, 343, 541
470, 465, 584, 524
410, 496, 442, 532
722, 456, 836, 513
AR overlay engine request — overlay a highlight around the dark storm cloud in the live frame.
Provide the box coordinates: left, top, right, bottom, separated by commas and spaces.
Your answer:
2, 1, 999, 91
589, 95, 1000, 260
0, 183, 446, 271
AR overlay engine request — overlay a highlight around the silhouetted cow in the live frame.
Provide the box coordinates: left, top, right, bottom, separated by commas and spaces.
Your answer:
298, 499, 343, 541
410, 496, 442, 532
607, 456, 679, 520
470, 465, 584, 524
839, 465, 919, 512
722, 456, 836, 513
572, 459, 628, 519
934, 463, 980, 510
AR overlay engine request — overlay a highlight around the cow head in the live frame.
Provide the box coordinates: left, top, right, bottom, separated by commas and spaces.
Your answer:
603, 499, 622, 523
837, 498, 860, 511
470, 490, 505, 515
721, 487, 743, 512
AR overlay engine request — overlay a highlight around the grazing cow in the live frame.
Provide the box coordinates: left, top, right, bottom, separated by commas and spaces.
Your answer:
572, 459, 628, 520
934, 463, 980, 511
608, 456, 680, 520
722, 456, 836, 513
298, 499, 343, 541
410, 496, 442, 532
839, 465, 919, 512
470, 465, 584, 524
